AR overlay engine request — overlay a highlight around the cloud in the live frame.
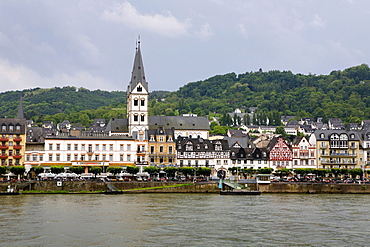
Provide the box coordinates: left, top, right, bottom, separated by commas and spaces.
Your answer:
310, 14, 326, 28
0, 59, 110, 92
196, 23, 213, 40
101, 1, 190, 37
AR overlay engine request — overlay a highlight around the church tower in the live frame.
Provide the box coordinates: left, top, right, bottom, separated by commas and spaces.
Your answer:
127, 39, 149, 138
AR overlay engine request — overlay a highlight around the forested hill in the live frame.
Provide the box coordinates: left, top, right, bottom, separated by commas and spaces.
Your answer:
159, 63, 370, 123
1, 64, 370, 126
0, 86, 125, 119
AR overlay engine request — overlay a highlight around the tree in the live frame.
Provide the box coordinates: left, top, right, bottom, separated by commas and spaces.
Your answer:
0, 166, 7, 175
51, 166, 65, 174
258, 168, 273, 174
69, 166, 84, 175
90, 167, 102, 178
126, 166, 140, 175
32, 166, 44, 176
144, 166, 160, 178
178, 167, 195, 178
348, 168, 362, 179
10, 165, 26, 180
163, 167, 178, 178
197, 167, 211, 177
107, 167, 123, 176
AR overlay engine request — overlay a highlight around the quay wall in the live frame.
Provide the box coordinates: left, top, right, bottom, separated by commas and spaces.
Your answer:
2, 181, 370, 194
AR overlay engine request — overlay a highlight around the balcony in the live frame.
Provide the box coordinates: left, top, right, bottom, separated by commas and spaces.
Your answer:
321, 160, 357, 165
13, 145, 22, 150
13, 137, 22, 142
0, 155, 8, 159
134, 161, 148, 165
321, 153, 356, 158
0, 145, 8, 150
13, 155, 22, 159
0, 137, 8, 142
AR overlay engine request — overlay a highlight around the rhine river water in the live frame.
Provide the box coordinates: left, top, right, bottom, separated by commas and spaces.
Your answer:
1, 193, 369, 246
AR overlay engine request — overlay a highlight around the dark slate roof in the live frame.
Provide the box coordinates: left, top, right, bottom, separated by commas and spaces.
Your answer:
224, 137, 253, 148
314, 130, 360, 141
105, 118, 129, 132
0, 118, 26, 134
228, 129, 249, 137
147, 127, 174, 139
149, 116, 210, 130
127, 41, 148, 93
292, 136, 304, 145
26, 127, 45, 143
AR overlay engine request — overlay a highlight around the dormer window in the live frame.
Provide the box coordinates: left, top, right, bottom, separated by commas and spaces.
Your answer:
137, 86, 142, 92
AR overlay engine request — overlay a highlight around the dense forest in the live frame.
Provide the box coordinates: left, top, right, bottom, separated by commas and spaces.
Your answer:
0, 64, 369, 127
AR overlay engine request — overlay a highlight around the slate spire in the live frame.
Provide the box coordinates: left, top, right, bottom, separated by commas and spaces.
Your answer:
128, 38, 148, 93
17, 95, 25, 119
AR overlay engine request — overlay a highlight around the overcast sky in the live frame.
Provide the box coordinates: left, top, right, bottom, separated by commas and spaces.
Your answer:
0, 0, 369, 93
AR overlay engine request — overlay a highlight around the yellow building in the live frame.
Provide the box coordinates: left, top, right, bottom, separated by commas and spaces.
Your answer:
0, 118, 26, 166
148, 127, 176, 167
314, 130, 363, 170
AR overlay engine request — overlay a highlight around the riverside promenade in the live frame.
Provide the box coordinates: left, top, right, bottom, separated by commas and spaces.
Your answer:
3, 180, 370, 194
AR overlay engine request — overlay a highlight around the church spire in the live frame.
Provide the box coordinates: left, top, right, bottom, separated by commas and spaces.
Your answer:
17, 95, 25, 119
128, 38, 148, 93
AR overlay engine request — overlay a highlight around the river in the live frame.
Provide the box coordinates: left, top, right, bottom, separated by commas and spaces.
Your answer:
1, 193, 369, 246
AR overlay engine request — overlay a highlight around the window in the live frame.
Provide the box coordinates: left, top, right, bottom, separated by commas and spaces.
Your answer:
32, 154, 37, 161
137, 86, 142, 92
74, 144, 78, 151
95, 155, 99, 160
127, 155, 131, 161
127, 145, 131, 151
109, 155, 113, 161
150, 157, 155, 163
56, 144, 60, 151
16, 125, 21, 131
169, 146, 173, 154
9, 125, 13, 131
95, 144, 99, 151
141, 99, 145, 106
88, 144, 93, 152
74, 154, 78, 160
39, 155, 43, 161
67, 154, 71, 161
56, 154, 60, 162
134, 115, 138, 121
103, 145, 106, 151
49, 154, 53, 161
140, 115, 145, 122
49, 144, 53, 150
134, 99, 138, 106
160, 146, 164, 153
120, 144, 124, 151
81, 144, 85, 151
160, 157, 164, 163
67, 144, 71, 151
102, 155, 106, 160
81, 155, 85, 161
150, 146, 154, 154
109, 144, 113, 151
120, 155, 124, 161
8, 159, 12, 165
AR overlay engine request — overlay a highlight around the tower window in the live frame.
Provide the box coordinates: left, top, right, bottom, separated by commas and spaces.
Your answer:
134, 99, 138, 106
137, 86, 142, 92
141, 99, 145, 106
141, 115, 145, 122
134, 115, 138, 121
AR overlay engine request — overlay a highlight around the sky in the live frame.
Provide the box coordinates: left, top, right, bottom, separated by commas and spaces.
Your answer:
0, 0, 369, 93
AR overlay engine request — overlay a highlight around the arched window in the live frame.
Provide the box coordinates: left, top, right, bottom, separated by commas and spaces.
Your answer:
141, 99, 145, 106
134, 115, 138, 122
339, 134, 348, 148
140, 115, 145, 122
134, 98, 138, 106
330, 134, 340, 148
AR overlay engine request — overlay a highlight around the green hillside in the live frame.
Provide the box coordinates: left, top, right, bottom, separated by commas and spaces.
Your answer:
1, 64, 370, 126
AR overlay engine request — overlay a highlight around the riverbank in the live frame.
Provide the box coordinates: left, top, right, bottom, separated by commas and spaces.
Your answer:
2, 181, 370, 194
